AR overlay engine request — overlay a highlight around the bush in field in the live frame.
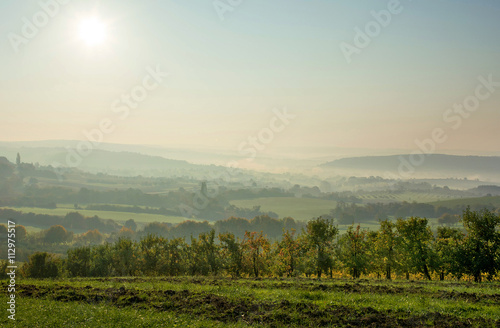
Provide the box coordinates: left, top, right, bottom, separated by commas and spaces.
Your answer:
16, 225, 27, 242
142, 222, 171, 237
438, 213, 460, 226
124, 219, 137, 232
117, 226, 135, 240
78, 229, 104, 245
44, 225, 73, 244
22, 252, 62, 278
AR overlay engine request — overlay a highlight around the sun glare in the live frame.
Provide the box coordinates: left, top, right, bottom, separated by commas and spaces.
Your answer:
78, 17, 107, 46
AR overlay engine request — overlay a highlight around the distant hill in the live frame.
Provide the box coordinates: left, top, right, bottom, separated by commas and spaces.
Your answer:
321, 154, 500, 180
0, 156, 15, 177
0, 140, 245, 166
47, 149, 190, 170
0, 145, 222, 178
468, 185, 500, 196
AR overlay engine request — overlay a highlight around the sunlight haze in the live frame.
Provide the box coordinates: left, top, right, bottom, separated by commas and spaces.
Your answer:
1, 0, 500, 157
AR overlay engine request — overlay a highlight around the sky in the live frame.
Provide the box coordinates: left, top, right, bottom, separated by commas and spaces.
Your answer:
1, 0, 500, 158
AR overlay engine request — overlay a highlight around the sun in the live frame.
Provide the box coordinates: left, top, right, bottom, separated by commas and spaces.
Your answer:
78, 17, 107, 46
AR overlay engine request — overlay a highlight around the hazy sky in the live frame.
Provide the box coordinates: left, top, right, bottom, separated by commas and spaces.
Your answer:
1, 0, 500, 157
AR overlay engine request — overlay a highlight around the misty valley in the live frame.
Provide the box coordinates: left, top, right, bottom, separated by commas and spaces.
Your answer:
2, 1, 500, 326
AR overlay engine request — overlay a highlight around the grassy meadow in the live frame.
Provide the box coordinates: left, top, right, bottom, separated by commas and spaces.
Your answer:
2, 277, 499, 327
0, 205, 189, 225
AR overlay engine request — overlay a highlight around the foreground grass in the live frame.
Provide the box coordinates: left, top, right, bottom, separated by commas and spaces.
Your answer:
0, 297, 254, 328
1, 277, 499, 327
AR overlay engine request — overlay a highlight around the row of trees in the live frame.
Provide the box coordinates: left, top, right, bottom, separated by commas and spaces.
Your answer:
329, 201, 500, 224
0, 209, 121, 233
18, 208, 500, 282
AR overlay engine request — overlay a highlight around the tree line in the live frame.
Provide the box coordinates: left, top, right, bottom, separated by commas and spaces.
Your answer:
328, 201, 500, 224
13, 207, 500, 283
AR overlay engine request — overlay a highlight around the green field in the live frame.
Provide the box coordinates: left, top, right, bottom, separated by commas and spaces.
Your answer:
358, 191, 458, 203
230, 197, 337, 221
36, 176, 199, 194
229, 192, 466, 222
2, 277, 499, 327
0, 206, 190, 225
22, 226, 43, 234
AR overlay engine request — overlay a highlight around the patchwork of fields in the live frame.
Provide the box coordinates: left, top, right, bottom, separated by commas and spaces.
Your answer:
358, 191, 459, 203
230, 197, 338, 221
0, 206, 189, 225
2, 277, 499, 327
430, 196, 500, 208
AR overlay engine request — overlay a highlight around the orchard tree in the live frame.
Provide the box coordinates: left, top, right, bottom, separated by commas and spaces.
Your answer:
199, 229, 220, 275
461, 207, 500, 282
276, 229, 300, 277
139, 234, 165, 275
186, 236, 205, 275
243, 231, 270, 277
432, 227, 464, 280
396, 217, 433, 280
305, 217, 338, 279
91, 243, 113, 277
67, 246, 91, 277
338, 225, 370, 279
219, 232, 244, 277
111, 238, 137, 276
159, 238, 186, 276
22, 252, 61, 278
365, 230, 382, 279
186, 233, 219, 276
297, 233, 316, 278
376, 220, 398, 280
